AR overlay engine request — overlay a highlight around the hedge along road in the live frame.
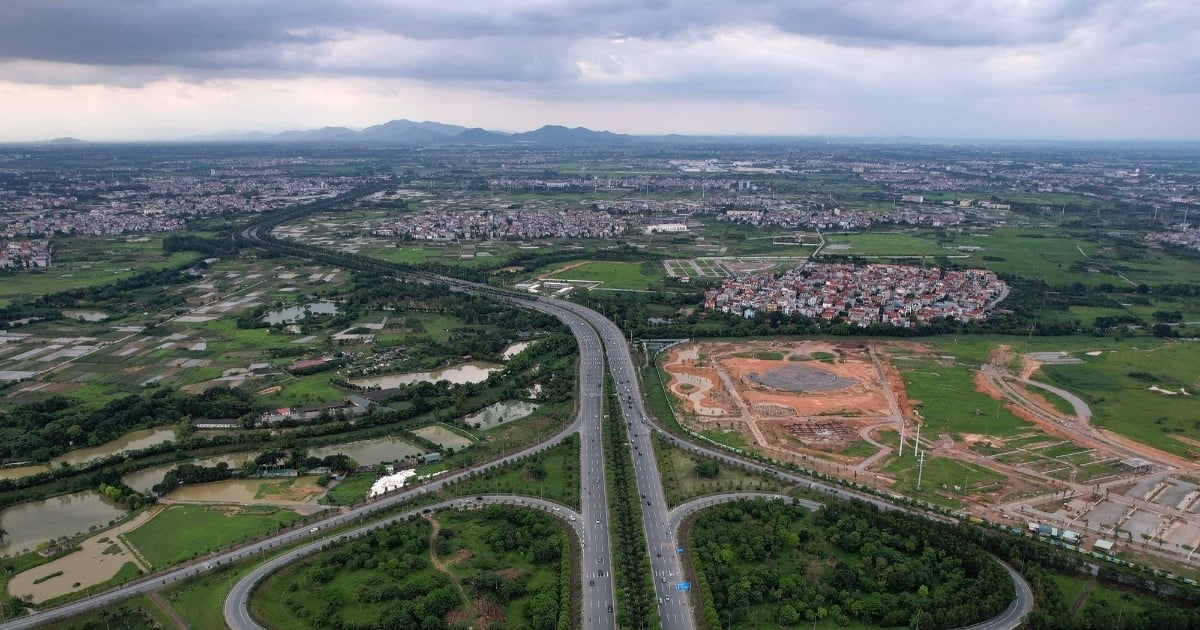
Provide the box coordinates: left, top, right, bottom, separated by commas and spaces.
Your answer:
223, 495, 583, 630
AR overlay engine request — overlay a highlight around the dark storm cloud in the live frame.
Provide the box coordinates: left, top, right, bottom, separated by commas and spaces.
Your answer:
0, 0, 1109, 76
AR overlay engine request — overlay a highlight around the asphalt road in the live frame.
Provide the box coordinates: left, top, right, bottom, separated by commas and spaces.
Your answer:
1, 222, 1030, 629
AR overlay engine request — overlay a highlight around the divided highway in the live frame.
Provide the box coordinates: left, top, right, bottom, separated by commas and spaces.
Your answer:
0, 215, 1030, 629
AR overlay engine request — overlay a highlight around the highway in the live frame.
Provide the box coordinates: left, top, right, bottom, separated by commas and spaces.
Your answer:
0, 215, 1030, 629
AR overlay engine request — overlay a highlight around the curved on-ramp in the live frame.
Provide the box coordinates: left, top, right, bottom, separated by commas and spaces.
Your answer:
224, 495, 581, 630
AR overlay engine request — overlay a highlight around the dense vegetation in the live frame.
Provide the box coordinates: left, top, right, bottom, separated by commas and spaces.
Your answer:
0, 387, 255, 462
250, 506, 571, 630
689, 499, 1012, 629
603, 375, 655, 626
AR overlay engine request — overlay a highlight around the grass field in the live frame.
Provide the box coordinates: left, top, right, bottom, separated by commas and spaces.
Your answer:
49, 593, 174, 630
653, 435, 791, 507
538, 260, 663, 290
819, 232, 948, 257
883, 454, 1006, 507
0, 236, 198, 303
319, 473, 377, 506
447, 436, 580, 509
1037, 341, 1200, 455
124, 505, 303, 568
901, 358, 1031, 437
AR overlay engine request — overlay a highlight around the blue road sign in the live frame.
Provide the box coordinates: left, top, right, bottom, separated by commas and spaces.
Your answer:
676, 582, 690, 591
677, 547, 685, 554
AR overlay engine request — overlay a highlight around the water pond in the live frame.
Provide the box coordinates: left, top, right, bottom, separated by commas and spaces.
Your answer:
262, 301, 338, 325
462, 400, 539, 430
350, 361, 501, 389
0, 491, 126, 554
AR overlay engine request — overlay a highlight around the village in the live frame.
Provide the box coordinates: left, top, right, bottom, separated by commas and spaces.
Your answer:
703, 262, 1008, 326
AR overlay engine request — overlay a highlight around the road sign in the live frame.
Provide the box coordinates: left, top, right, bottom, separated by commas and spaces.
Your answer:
676, 582, 690, 591
677, 547, 685, 554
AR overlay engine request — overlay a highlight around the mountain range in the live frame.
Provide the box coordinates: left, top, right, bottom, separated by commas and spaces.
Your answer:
212, 119, 634, 146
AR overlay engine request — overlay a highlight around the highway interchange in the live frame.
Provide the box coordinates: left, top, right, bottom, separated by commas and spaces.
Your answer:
0, 217, 1034, 629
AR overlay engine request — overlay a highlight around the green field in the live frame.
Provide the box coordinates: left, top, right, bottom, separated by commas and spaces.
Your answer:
539, 260, 663, 290
901, 358, 1031, 437
1037, 341, 1200, 455
447, 435, 580, 508
819, 232, 948, 257
48, 593, 175, 630
124, 505, 304, 568
320, 472, 378, 506
0, 236, 198, 302
653, 434, 790, 506
883, 453, 1007, 507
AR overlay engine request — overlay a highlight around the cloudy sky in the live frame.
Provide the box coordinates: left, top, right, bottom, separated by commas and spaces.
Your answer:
0, 0, 1197, 141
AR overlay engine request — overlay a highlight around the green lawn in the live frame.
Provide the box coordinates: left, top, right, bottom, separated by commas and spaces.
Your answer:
123, 505, 303, 568
539, 260, 663, 290
1037, 341, 1200, 456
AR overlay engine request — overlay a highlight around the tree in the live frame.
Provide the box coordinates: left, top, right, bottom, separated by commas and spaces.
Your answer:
695, 460, 720, 479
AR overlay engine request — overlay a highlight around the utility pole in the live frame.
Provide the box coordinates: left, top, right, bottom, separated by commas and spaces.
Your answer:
913, 421, 921, 456
898, 421, 906, 458
916, 450, 927, 491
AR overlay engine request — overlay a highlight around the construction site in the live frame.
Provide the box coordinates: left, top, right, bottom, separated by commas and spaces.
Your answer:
658, 339, 1200, 573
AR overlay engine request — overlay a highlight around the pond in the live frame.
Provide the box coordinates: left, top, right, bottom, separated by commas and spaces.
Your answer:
0, 464, 50, 481
51, 427, 176, 468
262, 301, 338, 325
350, 361, 501, 389
501, 340, 537, 360
61, 310, 109, 322
0, 491, 127, 554
166, 476, 325, 505
122, 452, 259, 494
463, 400, 539, 430
412, 425, 474, 450
308, 436, 427, 465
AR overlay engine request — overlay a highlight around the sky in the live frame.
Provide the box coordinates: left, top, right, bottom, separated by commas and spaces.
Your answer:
0, 0, 1197, 142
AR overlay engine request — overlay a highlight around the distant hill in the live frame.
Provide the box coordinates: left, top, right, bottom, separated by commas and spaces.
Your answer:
446, 128, 512, 144
358, 119, 469, 143
272, 126, 360, 142
257, 119, 630, 146
510, 125, 628, 145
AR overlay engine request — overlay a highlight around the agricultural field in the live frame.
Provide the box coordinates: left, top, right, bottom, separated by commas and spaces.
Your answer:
123, 505, 304, 568
0, 236, 198, 305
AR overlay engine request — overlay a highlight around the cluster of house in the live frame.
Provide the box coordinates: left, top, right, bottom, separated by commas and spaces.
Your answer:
0, 240, 51, 268
1146, 227, 1200, 251
717, 206, 965, 231
371, 209, 627, 241
1, 170, 362, 238
703, 262, 1008, 327
1027, 522, 1084, 545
